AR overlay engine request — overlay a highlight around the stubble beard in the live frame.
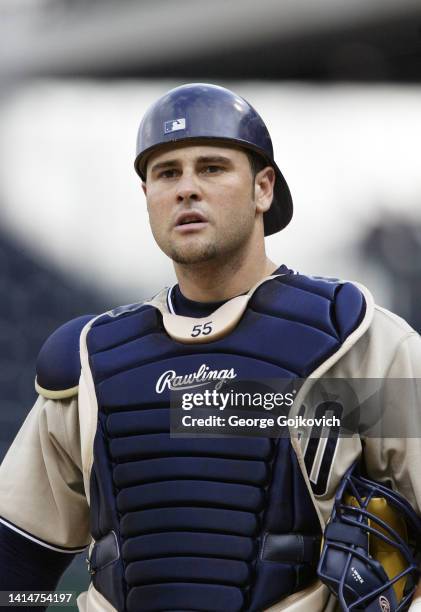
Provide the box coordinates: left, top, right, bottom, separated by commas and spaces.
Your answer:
169, 240, 219, 265
168, 217, 255, 266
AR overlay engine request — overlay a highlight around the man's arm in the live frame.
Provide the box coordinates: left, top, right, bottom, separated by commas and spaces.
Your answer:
0, 395, 90, 550
0, 523, 75, 611
362, 329, 421, 611
0, 393, 90, 609
319, 306, 421, 610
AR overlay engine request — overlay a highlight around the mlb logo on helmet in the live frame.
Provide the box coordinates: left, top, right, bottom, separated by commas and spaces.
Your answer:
164, 118, 186, 134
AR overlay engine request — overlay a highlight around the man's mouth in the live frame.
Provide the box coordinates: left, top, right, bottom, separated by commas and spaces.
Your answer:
175, 212, 208, 228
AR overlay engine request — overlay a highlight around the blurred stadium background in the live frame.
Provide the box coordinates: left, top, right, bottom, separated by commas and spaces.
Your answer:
1, 0, 421, 607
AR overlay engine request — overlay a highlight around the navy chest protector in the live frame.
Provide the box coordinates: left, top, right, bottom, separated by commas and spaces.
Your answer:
86, 274, 365, 612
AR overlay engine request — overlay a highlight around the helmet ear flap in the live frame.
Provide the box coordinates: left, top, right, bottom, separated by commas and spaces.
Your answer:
318, 463, 421, 611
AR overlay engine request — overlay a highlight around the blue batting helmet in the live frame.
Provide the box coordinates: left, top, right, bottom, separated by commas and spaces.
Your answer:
318, 462, 421, 611
134, 83, 293, 236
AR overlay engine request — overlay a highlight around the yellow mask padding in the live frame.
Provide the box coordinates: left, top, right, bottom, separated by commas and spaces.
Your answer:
346, 495, 408, 602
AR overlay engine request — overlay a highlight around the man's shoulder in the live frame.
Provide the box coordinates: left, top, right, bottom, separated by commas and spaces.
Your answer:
35, 299, 155, 399
280, 270, 365, 305
35, 314, 97, 399
372, 303, 418, 337
287, 271, 416, 341
326, 300, 420, 378
272, 271, 367, 341
369, 304, 420, 366
288, 272, 416, 341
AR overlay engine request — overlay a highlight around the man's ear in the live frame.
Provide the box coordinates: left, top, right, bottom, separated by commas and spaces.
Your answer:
255, 166, 275, 213
141, 182, 147, 196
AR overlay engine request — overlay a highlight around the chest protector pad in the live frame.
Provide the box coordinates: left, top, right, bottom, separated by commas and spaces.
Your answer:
86, 273, 365, 612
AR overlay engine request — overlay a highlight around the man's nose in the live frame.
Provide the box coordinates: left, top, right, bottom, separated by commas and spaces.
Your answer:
175, 173, 201, 203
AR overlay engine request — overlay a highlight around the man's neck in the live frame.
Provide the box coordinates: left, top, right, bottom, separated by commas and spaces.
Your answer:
173, 252, 278, 302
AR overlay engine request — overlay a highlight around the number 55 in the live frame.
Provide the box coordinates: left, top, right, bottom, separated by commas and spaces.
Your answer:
191, 321, 213, 337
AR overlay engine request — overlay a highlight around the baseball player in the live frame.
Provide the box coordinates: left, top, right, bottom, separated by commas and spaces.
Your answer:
1, 83, 421, 612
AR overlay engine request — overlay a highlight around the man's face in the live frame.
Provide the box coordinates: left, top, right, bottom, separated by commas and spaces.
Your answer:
143, 143, 272, 265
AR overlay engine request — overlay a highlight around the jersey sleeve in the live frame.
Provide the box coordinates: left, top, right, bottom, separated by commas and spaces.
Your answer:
0, 523, 75, 610
0, 394, 90, 551
363, 331, 421, 515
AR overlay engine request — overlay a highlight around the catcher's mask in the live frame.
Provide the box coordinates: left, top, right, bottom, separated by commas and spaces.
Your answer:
318, 462, 421, 611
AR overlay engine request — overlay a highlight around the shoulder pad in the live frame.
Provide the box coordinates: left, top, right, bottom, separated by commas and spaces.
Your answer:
275, 273, 366, 342
35, 315, 96, 400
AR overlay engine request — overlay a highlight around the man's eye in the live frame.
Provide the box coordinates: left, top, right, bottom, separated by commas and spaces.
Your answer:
203, 165, 222, 174
158, 169, 178, 178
